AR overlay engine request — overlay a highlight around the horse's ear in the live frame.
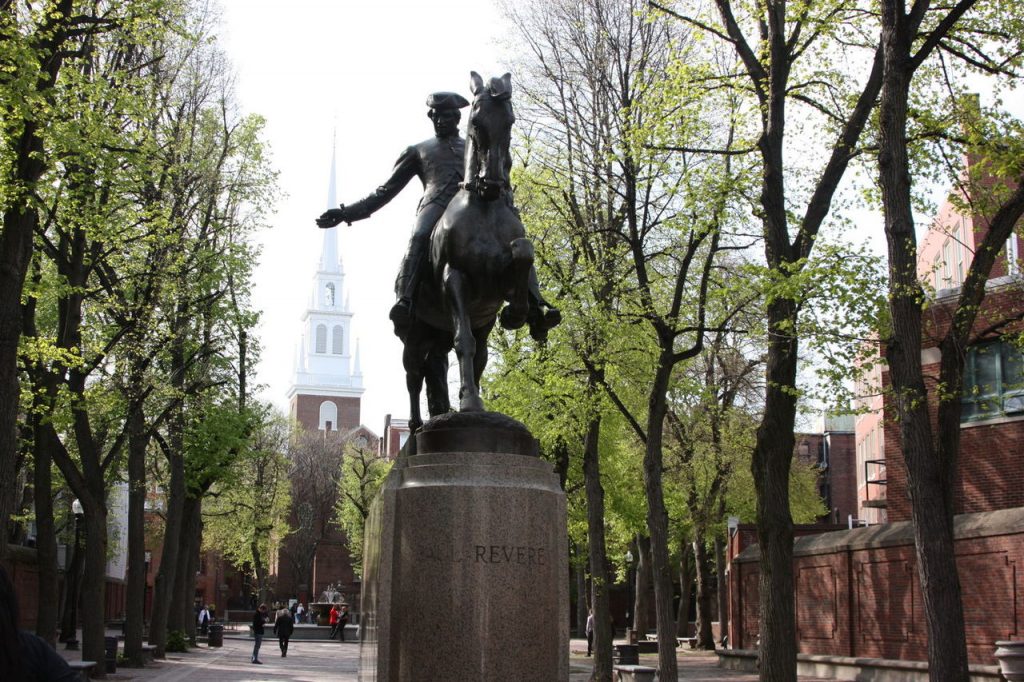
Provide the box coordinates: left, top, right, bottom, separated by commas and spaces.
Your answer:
470, 71, 484, 96
500, 72, 512, 93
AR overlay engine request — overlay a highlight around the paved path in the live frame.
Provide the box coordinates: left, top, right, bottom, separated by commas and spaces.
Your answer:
58, 636, 831, 680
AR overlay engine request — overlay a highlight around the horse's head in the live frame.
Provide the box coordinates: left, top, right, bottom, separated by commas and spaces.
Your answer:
466, 71, 514, 202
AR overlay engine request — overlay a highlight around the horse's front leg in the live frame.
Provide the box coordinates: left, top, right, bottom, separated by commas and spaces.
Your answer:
498, 237, 534, 330
472, 320, 496, 388
442, 264, 484, 412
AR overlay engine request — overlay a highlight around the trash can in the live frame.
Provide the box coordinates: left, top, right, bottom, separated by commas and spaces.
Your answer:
104, 636, 118, 673
208, 623, 224, 647
615, 643, 639, 665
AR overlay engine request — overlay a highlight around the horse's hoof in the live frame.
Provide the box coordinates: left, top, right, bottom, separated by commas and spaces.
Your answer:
499, 304, 528, 330
460, 396, 485, 412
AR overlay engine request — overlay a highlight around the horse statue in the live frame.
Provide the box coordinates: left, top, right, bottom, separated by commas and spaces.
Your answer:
401, 71, 536, 432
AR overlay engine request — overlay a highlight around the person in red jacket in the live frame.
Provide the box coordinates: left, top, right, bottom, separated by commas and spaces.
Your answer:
328, 604, 341, 640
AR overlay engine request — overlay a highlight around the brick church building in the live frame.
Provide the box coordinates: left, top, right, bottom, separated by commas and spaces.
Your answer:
272, 151, 381, 606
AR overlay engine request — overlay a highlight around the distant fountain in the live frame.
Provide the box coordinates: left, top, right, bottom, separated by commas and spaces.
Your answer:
309, 582, 346, 625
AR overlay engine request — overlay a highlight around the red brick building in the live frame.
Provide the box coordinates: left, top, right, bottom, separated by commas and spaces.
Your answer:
730, 160, 1024, 667
794, 414, 858, 525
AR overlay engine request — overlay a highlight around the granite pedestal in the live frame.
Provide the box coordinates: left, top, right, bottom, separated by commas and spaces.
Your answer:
359, 412, 569, 681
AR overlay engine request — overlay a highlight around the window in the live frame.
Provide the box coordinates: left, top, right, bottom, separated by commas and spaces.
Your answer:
332, 325, 344, 355
319, 400, 338, 431
325, 283, 336, 307
962, 340, 1024, 421
1007, 234, 1020, 276
315, 324, 327, 353
941, 240, 952, 288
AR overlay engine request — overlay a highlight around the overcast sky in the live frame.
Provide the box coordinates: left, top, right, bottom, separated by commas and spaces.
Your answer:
217, 0, 509, 434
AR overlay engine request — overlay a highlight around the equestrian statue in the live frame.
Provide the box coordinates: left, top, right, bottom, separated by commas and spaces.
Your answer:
316, 72, 559, 431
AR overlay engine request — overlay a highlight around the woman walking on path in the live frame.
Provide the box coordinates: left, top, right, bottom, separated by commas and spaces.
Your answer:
274, 607, 295, 658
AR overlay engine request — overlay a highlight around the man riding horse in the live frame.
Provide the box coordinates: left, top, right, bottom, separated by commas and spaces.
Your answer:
315, 91, 559, 342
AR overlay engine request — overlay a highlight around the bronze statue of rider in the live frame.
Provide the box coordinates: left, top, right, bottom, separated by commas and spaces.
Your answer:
316, 91, 559, 341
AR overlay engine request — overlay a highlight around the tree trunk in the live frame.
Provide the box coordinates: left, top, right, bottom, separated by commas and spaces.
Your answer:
149, 445, 184, 656
170, 495, 201, 637
877, 6, 970, 678
753, 297, 798, 682
644, 355, 679, 681
80, 500, 108, 675
31, 412, 59, 644
124, 405, 148, 664
582, 413, 613, 682
693, 536, 716, 649
675, 539, 693, 638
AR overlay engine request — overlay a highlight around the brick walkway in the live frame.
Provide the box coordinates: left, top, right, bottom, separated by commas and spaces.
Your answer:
54, 635, 831, 680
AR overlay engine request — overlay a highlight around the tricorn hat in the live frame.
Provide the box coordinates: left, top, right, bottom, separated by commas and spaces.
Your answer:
426, 92, 469, 110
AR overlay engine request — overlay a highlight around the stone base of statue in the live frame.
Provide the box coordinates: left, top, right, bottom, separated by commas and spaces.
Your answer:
358, 412, 568, 682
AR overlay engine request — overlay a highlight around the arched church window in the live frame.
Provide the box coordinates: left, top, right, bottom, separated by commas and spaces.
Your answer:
319, 400, 338, 431
325, 282, 336, 307
315, 324, 327, 353
332, 325, 344, 355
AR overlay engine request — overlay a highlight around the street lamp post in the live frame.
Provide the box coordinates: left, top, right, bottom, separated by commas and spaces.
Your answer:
61, 499, 84, 649
625, 549, 634, 638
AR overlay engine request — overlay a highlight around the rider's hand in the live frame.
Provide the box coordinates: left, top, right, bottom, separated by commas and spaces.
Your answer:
316, 207, 348, 228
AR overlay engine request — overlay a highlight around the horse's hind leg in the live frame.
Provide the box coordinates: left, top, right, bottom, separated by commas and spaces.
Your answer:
403, 339, 426, 432
424, 343, 451, 418
442, 265, 484, 412
498, 238, 534, 330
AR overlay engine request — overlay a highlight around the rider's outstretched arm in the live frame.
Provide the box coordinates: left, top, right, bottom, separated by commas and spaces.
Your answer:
340, 146, 420, 222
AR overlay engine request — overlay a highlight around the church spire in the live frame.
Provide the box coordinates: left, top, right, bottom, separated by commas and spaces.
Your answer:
319, 130, 341, 274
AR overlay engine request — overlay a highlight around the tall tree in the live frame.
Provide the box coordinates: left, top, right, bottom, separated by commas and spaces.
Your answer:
285, 431, 343, 599
335, 440, 392, 575
202, 407, 291, 605
650, 0, 887, 675
875, 0, 1024, 678
0, 0, 106, 564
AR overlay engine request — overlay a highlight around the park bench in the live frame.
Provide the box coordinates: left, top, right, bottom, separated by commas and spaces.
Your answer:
67, 660, 96, 681
613, 663, 658, 682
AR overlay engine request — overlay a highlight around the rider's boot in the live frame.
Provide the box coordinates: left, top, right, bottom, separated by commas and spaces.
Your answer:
389, 297, 413, 337
391, 242, 428, 337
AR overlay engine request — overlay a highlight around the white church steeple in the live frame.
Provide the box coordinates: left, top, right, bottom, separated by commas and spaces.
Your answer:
287, 138, 364, 432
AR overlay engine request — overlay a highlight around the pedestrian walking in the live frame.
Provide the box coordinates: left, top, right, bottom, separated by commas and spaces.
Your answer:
338, 604, 350, 642
197, 605, 210, 635
251, 603, 268, 664
585, 609, 594, 656
328, 604, 341, 639
295, 602, 306, 624
274, 607, 295, 658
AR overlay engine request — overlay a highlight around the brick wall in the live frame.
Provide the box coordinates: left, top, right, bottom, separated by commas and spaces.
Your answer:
2, 544, 130, 629
728, 508, 1024, 664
